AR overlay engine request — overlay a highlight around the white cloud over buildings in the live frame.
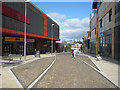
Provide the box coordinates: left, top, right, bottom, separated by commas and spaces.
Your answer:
47, 13, 66, 21
47, 12, 90, 41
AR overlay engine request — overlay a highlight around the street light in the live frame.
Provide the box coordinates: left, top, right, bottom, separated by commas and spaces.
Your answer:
24, 0, 29, 60
51, 24, 54, 54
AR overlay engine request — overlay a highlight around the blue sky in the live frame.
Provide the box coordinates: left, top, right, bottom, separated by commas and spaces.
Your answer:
32, 2, 93, 41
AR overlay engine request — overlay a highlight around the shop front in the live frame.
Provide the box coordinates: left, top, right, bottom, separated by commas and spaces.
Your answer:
99, 29, 112, 57
2, 36, 35, 56
90, 29, 96, 54
90, 39, 96, 54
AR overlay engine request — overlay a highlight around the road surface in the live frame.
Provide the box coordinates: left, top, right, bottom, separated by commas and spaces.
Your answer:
33, 53, 117, 88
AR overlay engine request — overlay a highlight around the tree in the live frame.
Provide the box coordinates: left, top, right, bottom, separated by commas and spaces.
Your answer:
65, 46, 68, 52
67, 43, 71, 52
62, 45, 65, 52
80, 45, 83, 52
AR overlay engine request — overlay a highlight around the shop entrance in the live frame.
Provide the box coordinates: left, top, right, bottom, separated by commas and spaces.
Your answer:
3, 42, 24, 56
3, 43, 12, 56
2, 36, 35, 56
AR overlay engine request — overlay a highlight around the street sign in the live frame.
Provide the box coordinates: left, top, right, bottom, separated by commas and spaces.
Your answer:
100, 32, 104, 37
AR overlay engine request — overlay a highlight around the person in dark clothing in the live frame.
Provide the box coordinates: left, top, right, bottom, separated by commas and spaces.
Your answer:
72, 49, 74, 58
34, 49, 36, 57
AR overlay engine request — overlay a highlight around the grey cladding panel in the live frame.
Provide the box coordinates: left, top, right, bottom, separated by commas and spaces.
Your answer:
26, 5, 44, 36
2, 2, 59, 39
3, 2, 25, 15
2, 15, 25, 31
47, 20, 52, 38
47, 17, 59, 39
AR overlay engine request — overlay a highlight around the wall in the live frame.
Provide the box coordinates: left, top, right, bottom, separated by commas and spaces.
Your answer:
90, 12, 97, 30
2, 2, 59, 39
98, 2, 111, 17
114, 1, 120, 60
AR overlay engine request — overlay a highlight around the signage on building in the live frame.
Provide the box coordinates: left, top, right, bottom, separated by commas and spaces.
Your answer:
100, 32, 104, 37
5, 37, 35, 43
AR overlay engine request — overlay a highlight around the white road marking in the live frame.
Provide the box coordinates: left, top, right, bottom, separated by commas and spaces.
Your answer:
76, 57, 119, 88
26, 54, 56, 89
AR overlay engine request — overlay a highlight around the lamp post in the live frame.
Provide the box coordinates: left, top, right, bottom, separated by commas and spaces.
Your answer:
51, 24, 54, 54
24, 0, 29, 60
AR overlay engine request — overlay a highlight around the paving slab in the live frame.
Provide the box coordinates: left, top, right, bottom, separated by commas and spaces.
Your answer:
2, 67, 19, 88
88, 55, 120, 87
11, 56, 54, 88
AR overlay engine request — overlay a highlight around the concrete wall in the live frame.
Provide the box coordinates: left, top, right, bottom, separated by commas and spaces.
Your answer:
90, 13, 97, 30
115, 2, 120, 27
99, 12, 112, 32
98, 2, 111, 17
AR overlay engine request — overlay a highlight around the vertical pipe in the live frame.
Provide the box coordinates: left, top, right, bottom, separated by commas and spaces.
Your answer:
51, 25, 53, 54
24, 2, 27, 60
96, 9, 99, 56
51, 24, 54, 54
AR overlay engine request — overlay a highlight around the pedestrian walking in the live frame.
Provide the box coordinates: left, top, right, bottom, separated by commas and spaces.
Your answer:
73, 49, 77, 58
72, 49, 74, 58
34, 49, 36, 57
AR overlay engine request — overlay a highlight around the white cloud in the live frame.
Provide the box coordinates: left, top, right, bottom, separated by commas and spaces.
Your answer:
62, 17, 90, 28
47, 13, 66, 21
60, 17, 90, 40
47, 12, 90, 41
61, 28, 89, 40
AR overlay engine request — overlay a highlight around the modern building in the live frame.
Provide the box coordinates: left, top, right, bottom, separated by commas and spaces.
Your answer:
56, 42, 63, 52
1, 2, 60, 56
82, 31, 90, 53
90, 1, 120, 60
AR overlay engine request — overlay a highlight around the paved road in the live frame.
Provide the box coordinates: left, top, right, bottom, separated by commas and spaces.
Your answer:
33, 53, 117, 88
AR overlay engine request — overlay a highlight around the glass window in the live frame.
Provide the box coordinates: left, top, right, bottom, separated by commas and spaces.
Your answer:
100, 19, 102, 28
95, 29, 96, 35
109, 9, 112, 22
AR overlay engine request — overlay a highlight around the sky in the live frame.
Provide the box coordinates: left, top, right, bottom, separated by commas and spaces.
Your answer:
32, 2, 93, 42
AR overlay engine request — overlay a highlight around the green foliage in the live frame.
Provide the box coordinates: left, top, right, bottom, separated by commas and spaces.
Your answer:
62, 44, 71, 52
62, 45, 64, 50
80, 45, 83, 52
65, 46, 67, 52
68, 44, 71, 52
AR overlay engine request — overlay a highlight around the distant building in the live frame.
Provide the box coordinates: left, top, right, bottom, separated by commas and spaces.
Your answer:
71, 42, 82, 51
66, 40, 74, 44
82, 31, 90, 53
56, 42, 63, 52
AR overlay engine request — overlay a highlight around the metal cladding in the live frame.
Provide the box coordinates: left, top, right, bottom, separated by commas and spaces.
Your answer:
1, 2, 60, 41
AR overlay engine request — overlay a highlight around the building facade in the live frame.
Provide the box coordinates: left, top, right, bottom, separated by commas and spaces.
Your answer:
82, 31, 90, 53
1, 2, 60, 56
90, 1, 120, 60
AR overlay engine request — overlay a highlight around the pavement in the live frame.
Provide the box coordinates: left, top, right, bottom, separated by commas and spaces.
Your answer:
80, 53, 120, 87
76, 55, 99, 70
33, 53, 117, 88
0, 54, 54, 88
0, 53, 119, 88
